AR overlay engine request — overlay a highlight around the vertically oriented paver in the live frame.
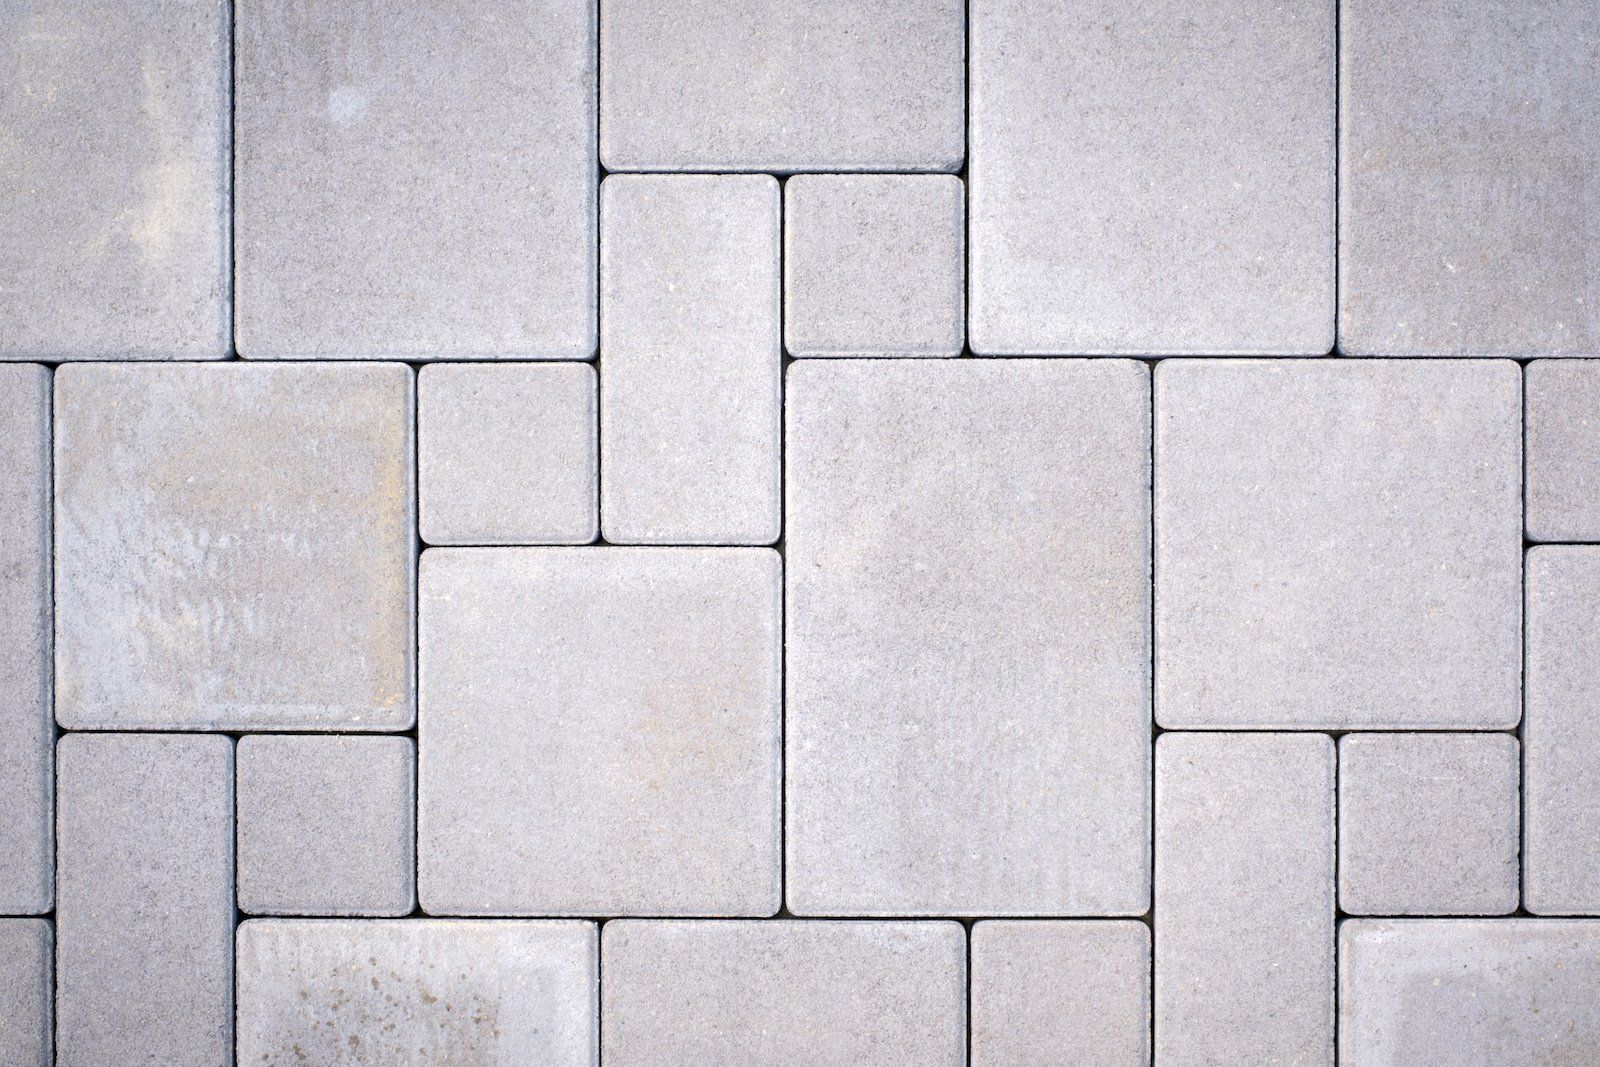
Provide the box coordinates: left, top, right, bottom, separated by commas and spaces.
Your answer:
1155, 733, 1335, 1065
601, 176, 780, 544
56, 734, 233, 1067
54, 363, 415, 730
0, 1, 229, 359
1339, 0, 1600, 356
236, 0, 596, 358
1526, 361, 1600, 543
787, 360, 1150, 915
0, 919, 51, 1067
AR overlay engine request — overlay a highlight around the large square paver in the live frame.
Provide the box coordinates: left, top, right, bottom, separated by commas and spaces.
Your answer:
236, 0, 595, 358
1156, 359, 1521, 729
602, 920, 964, 1066
786, 360, 1150, 915
0, 920, 50, 1067
419, 547, 781, 916
54, 363, 414, 731
1526, 361, 1600, 542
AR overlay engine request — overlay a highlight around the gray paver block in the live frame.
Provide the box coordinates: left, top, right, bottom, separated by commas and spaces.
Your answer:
237, 735, 415, 917
600, 175, 780, 544
238, 919, 596, 1065
419, 547, 781, 916
54, 363, 415, 731
0, 366, 51, 913
602, 920, 965, 1066
1338, 733, 1519, 916
1341, 919, 1600, 1063
1155, 359, 1521, 730
969, 0, 1334, 355
1338, 0, 1600, 357
1155, 732, 1334, 1066
236, 0, 596, 358
784, 174, 964, 358
0, 1, 228, 360
56, 733, 233, 1067
1526, 361, 1600, 542
786, 360, 1150, 915
599, 0, 964, 172
419, 363, 598, 545
971, 920, 1150, 1067
0, 920, 50, 1067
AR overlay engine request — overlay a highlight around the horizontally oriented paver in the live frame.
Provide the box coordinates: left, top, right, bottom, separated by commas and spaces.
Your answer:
1526, 361, 1600, 542
1156, 359, 1521, 729
54, 363, 414, 731
786, 360, 1150, 915
0, 920, 50, 1067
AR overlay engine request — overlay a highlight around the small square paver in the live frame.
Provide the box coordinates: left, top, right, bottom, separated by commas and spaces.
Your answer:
54, 363, 415, 731
1527, 361, 1600, 542
237, 735, 415, 917
0, 919, 50, 1067
602, 920, 965, 1065
236, 0, 596, 358
1338, 733, 1519, 916
419, 547, 781, 916
419, 363, 598, 545
1156, 359, 1521, 729
784, 174, 964, 357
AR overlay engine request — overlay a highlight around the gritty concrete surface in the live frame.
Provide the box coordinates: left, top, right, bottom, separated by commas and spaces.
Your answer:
0, 919, 50, 1067
1526, 360, 1600, 542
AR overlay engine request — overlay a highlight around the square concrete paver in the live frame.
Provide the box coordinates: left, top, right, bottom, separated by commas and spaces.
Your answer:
238, 919, 597, 1065
1527, 361, 1600, 542
1156, 359, 1521, 729
0, 1, 229, 359
602, 920, 965, 1066
419, 548, 781, 916
0, 920, 50, 1067
54, 363, 415, 731
786, 360, 1150, 915
236, 0, 596, 358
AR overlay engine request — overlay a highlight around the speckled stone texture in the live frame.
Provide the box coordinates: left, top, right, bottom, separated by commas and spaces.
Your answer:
0, 920, 51, 1067
1526, 360, 1600, 542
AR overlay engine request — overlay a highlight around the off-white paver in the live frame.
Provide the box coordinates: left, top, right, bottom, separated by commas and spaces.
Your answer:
1156, 360, 1521, 729
54, 363, 415, 731
1527, 361, 1600, 542
0, 920, 50, 1067
787, 360, 1150, 915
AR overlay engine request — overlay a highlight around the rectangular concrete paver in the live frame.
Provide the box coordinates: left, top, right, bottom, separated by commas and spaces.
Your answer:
0, 919, 50, 1067
1526, 361, 1600, 543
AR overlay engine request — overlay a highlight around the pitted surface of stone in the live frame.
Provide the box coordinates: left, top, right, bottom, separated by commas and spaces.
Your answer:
0, 919, 51, 1067
1526, 361, 1600, 543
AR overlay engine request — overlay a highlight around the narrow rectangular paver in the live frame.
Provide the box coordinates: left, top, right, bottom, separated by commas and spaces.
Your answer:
786, 360, 1150, 915
1155, 733, 1335, 1066
0, 919, 50, 1067
1526, 361, 1600, 543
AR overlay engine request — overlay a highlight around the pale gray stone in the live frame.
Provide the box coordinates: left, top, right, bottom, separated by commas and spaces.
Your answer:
56, 734, 233, 1067
236, 0, 596, 358
1155, 732, 1334, 1066
1338, 733, 1519, 916
600, 176, 780, 544
969, 0, 1334, 355
238, 919, 597, 1065
1526, 361, 1600, 542
419, 363, 598, 545
971, 920, 1150, 1067
0, 0, 229, 359
787, 360, 1150, 915
784, 174, 964, 358
1341, 919, 1600, 1064
237, 735, 415, 917
419, 547, 781, 916
602, 920, 964, 1066
0, 920, 50, 1067
54, 363, 415, 730
600, 0, 963, 172
1156, 359, 1521, 729
1339, 0, 1600, 357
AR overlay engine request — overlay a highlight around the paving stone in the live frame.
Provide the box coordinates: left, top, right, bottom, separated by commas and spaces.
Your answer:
1155, 359, 1521, 730
56, 734, 233, 1067
54, 363, 415, 730
0, 1, 229, 359
235, 0, 596, 358
600, 176, 780, 544
0, 920, 50, 1067
787, 360, 1150, 915
1339, 0, 1600, 357
237, 919, 597, 1064
602, 920, 964, 1066
419, 547, 781, 916
1341, 919, 1600, 1063
1338, 733, 1519, 916
419, 363, 598, 545
599, 0, 964, 172
1155, 732, 1335, 1065
784, 174, 964, 358
1526, 361, 1600, 542
970, 920, 1150, 1067
237, 735, 415, 917
969, 0, 1334, 355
